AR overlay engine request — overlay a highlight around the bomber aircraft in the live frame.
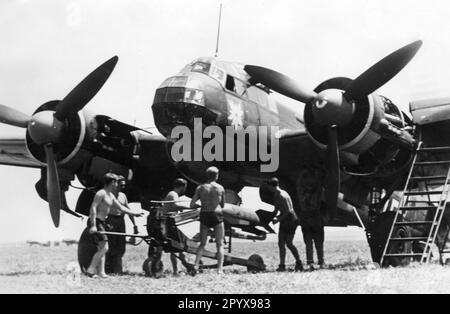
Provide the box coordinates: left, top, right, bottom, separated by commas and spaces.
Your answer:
2, 40, 450, 269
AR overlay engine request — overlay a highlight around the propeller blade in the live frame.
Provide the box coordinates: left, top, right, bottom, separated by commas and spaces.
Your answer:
326, 125, 340, 219
345, 40, 422, 100
0, 104, 31, 128
244, 65, 317, 103
54, 56, 119, 121
44, 144, 62, 227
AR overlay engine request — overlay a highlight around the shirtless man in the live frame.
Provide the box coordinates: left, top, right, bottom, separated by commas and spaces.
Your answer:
86, 173, 143, 278
266, 177, 303, 272
161, 178, 191, 275
105, 176, 139, 274
190, 167, 225, 274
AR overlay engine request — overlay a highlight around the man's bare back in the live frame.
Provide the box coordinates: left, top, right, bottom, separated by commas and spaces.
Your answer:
195, 182, 225, 213
191, 167, 225, 274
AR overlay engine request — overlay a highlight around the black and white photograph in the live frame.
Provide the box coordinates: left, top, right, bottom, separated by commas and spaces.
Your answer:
1, 0, 450, 296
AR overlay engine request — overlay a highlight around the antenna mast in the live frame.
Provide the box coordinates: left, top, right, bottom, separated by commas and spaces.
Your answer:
214, 3, 223, 58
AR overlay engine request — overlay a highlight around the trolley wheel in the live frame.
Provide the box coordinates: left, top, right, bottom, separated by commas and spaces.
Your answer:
77, 227, 97, 273
142, 258, 164, 278
247, 254, 265, 273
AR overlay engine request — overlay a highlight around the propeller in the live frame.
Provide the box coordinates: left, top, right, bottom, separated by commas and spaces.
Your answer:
244, 65, 317, 103
326, 126, 340, 218
0, 56, 119, 227
45, 144, 61, 227
55, 56, 118, 121
245, 41, 422, 218
0, 104, 31, 128
344, 40, 423, 101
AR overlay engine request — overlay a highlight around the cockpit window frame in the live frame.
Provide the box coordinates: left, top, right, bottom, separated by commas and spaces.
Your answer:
191, 61, 211, 75
224, 74, 250, 99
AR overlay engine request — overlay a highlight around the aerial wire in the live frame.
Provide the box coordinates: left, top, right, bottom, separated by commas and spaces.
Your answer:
214, 3, 223, 58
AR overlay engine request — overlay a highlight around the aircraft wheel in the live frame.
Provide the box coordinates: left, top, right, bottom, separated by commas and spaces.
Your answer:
77, 227, 97, 273
386, 226, 413, 267
247, 254, 265, 273
142, 258, 164, 278
369, 212, 416, 267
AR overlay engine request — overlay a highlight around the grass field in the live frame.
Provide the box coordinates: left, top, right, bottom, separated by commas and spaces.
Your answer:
1, 239, 450, 294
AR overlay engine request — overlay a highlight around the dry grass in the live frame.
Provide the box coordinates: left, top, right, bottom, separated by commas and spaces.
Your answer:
1, 240, 450, 294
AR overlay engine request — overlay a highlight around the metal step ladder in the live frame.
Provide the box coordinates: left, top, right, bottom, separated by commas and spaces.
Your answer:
380, 143, 450, 266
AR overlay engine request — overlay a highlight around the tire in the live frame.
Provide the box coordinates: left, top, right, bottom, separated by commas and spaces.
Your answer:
77, 227, 98, 273
142, 258, 164, 278
142, 258, 153, 277
247, 254, 265, 273
368, 212, 413, 267
386, 226, 413, 267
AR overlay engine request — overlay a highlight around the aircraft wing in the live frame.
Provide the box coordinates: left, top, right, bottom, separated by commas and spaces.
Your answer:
410, 97, 450, 125
409, 97, 450, 148
277, 127, 324, 170
276, 128, 308, 140
0, 137, 40, 168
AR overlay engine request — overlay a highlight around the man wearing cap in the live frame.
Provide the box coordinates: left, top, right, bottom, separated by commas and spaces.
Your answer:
86, 173, 143, 278
190, 167, 225, 274
160, 178, 191, 275
105, 176, 139, 275
266, 177, 303, 272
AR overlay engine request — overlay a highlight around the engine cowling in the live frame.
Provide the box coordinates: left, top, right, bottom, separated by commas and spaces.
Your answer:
25, 101, 87, 166
304, 78, 415, 178
26, 101, 137, 189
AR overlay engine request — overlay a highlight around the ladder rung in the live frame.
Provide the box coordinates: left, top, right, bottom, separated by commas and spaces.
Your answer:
404, 200, 439, 203
395, 221, 434, 226
389, 237, 428, 242
418, 147, 450, 153
404, 190, 444, 196
399, 206, 437, 211
383, 253, 423, 258
410, 176, 448, 182
415, 161, 450, 166
380, 145, 450, 265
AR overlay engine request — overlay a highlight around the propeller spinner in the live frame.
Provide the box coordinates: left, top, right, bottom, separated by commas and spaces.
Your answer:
0, 56, 118, 227
245, 40, 422, 218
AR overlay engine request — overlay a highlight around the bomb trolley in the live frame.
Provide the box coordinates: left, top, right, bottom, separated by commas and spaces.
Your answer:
78, 204, 266, 277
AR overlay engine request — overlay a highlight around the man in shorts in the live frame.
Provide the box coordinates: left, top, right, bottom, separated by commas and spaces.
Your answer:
86, 173, 143, 278
266, 177, 303, 272
190, 167, 225, 274
160, 178, 191, 275
105, 176, 139, 275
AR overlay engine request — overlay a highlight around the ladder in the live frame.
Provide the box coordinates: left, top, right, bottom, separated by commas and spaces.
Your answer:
380, 142, 450, 266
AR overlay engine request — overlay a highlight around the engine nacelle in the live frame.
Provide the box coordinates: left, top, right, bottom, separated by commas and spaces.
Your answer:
26, 101, 87, 167
305, 78, 415, 178
26, 101, 137, 184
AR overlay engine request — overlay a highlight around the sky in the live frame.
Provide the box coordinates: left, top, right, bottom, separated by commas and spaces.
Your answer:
1, 0, 450, 242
